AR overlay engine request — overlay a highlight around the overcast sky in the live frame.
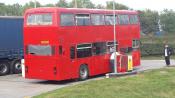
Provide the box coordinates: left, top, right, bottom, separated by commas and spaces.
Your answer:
0, 0, 175, 11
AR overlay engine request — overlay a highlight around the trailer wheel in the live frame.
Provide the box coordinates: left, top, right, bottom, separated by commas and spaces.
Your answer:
79, 65, 89, 81
0, 61, 10, 76
12, 60, 22, 74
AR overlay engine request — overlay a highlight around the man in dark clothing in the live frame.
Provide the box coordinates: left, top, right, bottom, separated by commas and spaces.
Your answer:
164, 44, 171, 66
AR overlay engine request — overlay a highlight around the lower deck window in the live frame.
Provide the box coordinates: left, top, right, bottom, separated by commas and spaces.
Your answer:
59, 45, 63, 55
77, 44, 92, 58
120, 47, 132, 53
93, 42, 107, 55
107, 41, 118, 53
70, 46, 75, 59
28, 45, 53, 56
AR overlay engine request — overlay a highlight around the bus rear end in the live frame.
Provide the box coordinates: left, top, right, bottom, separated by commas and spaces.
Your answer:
23, 8, 60, 80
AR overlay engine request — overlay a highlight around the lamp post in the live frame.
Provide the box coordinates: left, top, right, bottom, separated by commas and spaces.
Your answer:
34, 0, 37, 8
113, 0, 117, 73
74, 0, 77, 8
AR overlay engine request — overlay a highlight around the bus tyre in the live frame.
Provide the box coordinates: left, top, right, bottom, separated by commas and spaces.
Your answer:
79, 65, 89, 81
12, 60, 22, 74
0, 61, 10, 76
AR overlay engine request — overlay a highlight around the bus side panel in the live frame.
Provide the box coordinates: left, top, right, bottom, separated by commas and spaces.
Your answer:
92, 55, 111, 75
132, 50, 141, 67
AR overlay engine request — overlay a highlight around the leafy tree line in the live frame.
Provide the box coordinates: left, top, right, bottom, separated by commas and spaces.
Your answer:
0, 0, 175, 34
0, 0, 129, 15
139, 9, 175, 34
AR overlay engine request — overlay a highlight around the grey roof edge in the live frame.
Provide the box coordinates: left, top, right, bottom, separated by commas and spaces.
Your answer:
0, 16, 23, 19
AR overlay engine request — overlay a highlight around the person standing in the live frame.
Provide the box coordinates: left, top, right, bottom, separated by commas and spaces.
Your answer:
164, 44, 171, 66
110, 51, 120, 72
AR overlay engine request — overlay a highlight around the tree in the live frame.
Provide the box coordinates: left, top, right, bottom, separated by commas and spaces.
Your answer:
0, 3, 6, 15
139, 9, 159, 34
56, 0, 69, 8
160, 9, 175, 33
69, 0, 95, 8
0, 3, 23, 16
22, 1, 41, 15
96, 4, 105, 9
44, 4, 55, 7
106, 1, 129, 10
7, 3, 23, 16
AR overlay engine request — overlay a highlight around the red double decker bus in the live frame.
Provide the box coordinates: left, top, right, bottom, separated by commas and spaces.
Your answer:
23, 7, 140, 81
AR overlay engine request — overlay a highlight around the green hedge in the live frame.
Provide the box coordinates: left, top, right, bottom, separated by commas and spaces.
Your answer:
141, 43, 175, 56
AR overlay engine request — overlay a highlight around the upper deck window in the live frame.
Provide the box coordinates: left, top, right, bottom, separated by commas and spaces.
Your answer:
118, 15, 130, 25
76, 14, 90, 26
130, 15, 139, 24
105, 15, 118, 25
27, 13, 52, 25
91, 14, 104, 25
61, 14, 74, 26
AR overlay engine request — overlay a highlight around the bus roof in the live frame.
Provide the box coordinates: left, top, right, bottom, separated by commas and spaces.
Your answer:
25, 7, 138, 15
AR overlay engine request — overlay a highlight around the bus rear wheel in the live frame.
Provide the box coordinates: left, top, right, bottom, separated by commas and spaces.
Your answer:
0, 61, 10, 76
79, 65, 89, 81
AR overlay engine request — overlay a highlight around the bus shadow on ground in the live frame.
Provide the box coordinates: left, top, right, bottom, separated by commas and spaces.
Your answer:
32, 74, 105, 85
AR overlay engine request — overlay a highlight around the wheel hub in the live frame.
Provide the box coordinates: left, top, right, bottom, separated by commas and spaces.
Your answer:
15, 63, 21, 70
0, 64, 7, 73
80, 68, 87, 78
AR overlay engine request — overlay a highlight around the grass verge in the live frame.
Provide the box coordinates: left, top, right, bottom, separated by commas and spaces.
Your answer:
142, 55, 175, 60
33, 67, 175, 98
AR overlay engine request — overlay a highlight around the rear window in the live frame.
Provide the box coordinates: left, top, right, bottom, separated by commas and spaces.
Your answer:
27, 45, 54, 56
27, 13, 52, 25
